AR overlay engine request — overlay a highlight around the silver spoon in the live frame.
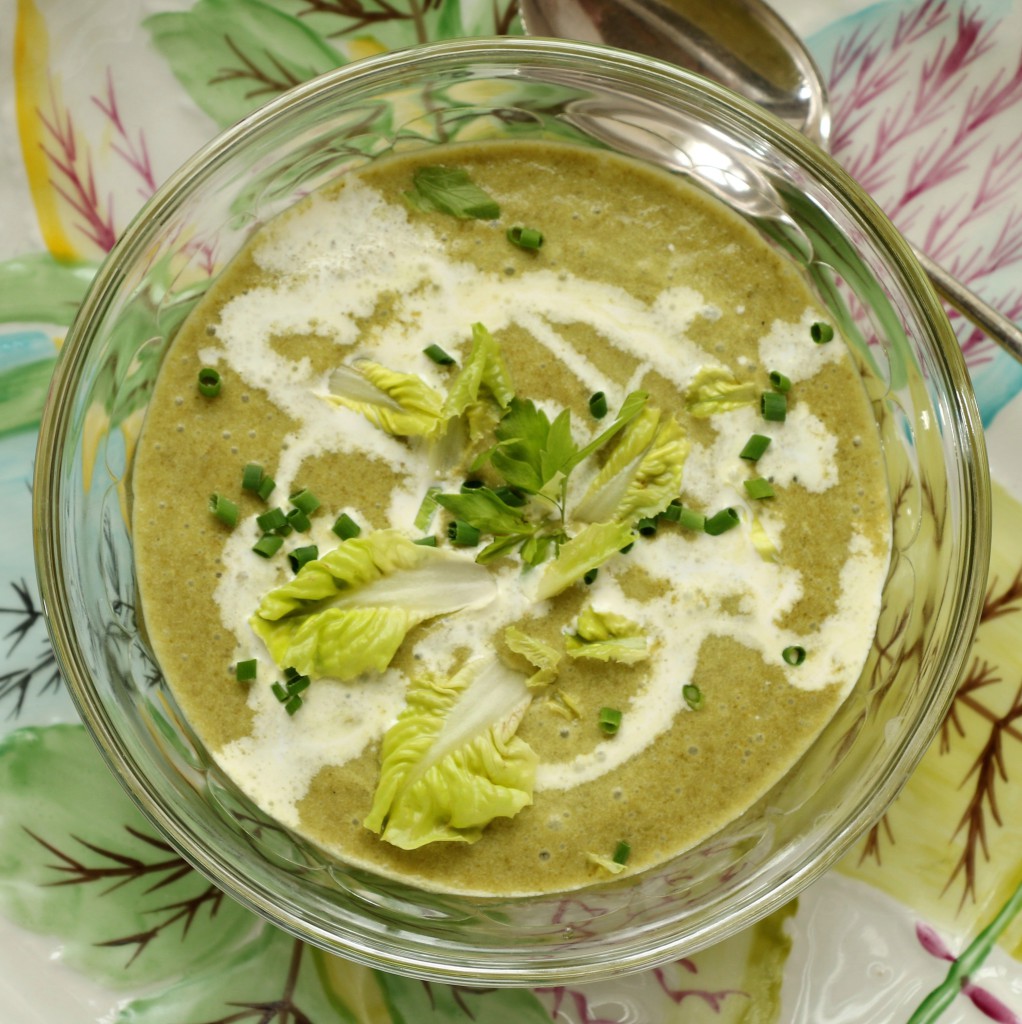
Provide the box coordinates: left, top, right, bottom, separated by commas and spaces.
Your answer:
520, 0, 1022, 364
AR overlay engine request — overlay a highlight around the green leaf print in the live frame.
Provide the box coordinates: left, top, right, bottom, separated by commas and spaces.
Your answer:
115, 933, 361, 1024
0, 357, 57, 437
0, 254, 96, 327
376, 971, 552, 1023
145, 0, 344, 129
0, 725, 254, 987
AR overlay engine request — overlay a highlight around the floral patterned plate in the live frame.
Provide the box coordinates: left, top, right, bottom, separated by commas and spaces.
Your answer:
1, 1, 1021, 1020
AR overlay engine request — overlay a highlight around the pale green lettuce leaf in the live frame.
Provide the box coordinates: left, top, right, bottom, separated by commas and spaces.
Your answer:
443, 322, 514, 420
325, 359, 444, 437
533, 521, 634, 601
504, 625, 561, 688
573, 407, 689, 524
363, 657, 536, 849
251, 530, 494, 680
685, 366, 757, 417
565, 606, 649, 664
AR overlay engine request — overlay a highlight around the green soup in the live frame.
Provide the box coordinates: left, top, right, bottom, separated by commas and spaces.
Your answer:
132, 141, 890, 896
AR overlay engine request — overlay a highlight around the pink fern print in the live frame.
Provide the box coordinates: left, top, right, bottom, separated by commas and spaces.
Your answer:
815, 0, 1022, 404
38, 79, 118, 253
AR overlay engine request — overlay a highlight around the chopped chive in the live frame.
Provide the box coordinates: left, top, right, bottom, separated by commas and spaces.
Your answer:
271, 681, 289, 702
413, 535, 438, 546
704, 507, 739, 536
284, 695, 303, 716
506, 225, 544, 250
253, 534, 284, 558
235, 659, 257, 682
612, 840, 631, 865
286, 507, 311, 532
423, 343, 456, 365
744, 477, 775, 500
289, 488, 320, 515
284, 665, 300, 681
740, 434, 771, 461
598, 706, 622, 736
659, 500, 682, 523
683, 683, 704, 710
460, 478, 485, 492
583, 568, 598, 585
783, 645, 806, 666
811, 321, 834, 344
332, 513, 361, 540
242, 462, 264, 490
678, 507, 706, 531
208, 493, 238, 528
494, 486, 526, 507
288, 544, 319, 573
619, 541, 635, 554
768, 370, 792, 393
197, 367, 221, 397
637, 516, 658, 536
287, 673, 311, 695
448, 519, 480, 546
761, 390, 787, 422
588, 391, 608, 419
256, 474, 276, 501
256, 507, 288, 533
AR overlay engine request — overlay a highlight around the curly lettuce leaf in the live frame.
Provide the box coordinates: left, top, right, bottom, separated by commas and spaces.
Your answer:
573, 407, 689, 524
251, 530, 495, 680
443, 322, 515, 418
325, 359, 444, 437
533, 521, 634, 601
565, 607, 648, 664
504, 625, 562, 688
685, 366, 757, 417
363, 657, 536, 849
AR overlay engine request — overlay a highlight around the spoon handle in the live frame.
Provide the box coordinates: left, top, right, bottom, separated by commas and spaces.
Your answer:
912, 250, 1022, 365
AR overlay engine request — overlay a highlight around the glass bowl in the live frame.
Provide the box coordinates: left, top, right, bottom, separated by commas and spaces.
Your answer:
33, 37, 990, 986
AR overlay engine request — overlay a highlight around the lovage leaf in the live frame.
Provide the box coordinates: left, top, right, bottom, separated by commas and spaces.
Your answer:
434, 487, 532, 537
485, 398, 577, 498
405, 166, 501, 220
